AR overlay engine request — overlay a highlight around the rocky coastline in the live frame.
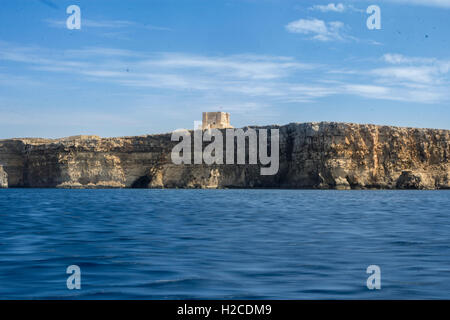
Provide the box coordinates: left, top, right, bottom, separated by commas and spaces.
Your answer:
0, 122, 449, 190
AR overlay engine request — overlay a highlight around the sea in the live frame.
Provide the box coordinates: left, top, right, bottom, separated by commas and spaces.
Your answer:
0, 189, 449, 299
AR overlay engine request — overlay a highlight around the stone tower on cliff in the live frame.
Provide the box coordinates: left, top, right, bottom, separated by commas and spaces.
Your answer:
202, 112, 233, 130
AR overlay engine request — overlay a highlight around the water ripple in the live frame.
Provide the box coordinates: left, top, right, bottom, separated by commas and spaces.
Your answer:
0, 189, 449, 299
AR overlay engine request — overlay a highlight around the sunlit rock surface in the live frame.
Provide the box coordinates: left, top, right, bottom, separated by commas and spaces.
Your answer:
0, 122, 448, 189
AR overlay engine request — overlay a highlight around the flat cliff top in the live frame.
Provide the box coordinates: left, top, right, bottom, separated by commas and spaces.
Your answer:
1, 122, 449, 144
1, 121, 449, 189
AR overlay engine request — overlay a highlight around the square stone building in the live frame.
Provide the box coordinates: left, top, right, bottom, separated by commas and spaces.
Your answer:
202, 112, 233, 130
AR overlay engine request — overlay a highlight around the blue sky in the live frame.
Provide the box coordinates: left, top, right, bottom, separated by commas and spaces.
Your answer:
0, 0, 449, 138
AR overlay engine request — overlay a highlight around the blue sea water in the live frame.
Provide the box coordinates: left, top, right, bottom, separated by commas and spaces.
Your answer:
0, 189, 449, 299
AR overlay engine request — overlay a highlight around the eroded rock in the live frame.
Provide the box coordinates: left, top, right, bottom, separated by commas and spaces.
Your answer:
0, 122, 448, 189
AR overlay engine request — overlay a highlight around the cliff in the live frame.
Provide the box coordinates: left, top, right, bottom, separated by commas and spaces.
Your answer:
0, 122, 449, 189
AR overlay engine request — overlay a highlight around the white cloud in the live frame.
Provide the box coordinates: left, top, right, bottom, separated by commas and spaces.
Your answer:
45, 18, 171, 31
372, 67, 436, 83
382, 53, 435, 65
345, 84, 389, 96
388, 0, 450, 8
139, 53, 313, 80
65, 47, 142, 58
343, 83, 444, 103
379, 53, 450, 84
309, 3, 346, 12
0, 41, 449, 105
286, 19, 327, 34
285, 18, 345, 41
308, 3, 364, 13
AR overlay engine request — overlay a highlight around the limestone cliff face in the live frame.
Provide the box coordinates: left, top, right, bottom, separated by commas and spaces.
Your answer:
0, 123, 449, 189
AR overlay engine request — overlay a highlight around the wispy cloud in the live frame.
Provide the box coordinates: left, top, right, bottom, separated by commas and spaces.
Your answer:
45, 18, 171, 31
382, 53, 436, 65
371, 67, 437, 84
138, 53, 313, 80
0, 73, 41, 87
342, 83, 445, 103
285, 18, 346, 41
308, 3, 364, 13
359, 53, 450, 102
343, 54, 448, 104
388, 0, 450, 8
0, 41, 448, 105
309, 3, 346, 12
383, 54, 450, 75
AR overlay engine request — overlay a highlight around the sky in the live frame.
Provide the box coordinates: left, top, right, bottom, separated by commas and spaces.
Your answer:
0, 0, 449, 138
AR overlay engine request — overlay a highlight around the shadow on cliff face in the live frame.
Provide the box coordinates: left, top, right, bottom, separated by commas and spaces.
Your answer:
395, 170, 431, 190
1, 122, 449, 189
131, 175, 151, 188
